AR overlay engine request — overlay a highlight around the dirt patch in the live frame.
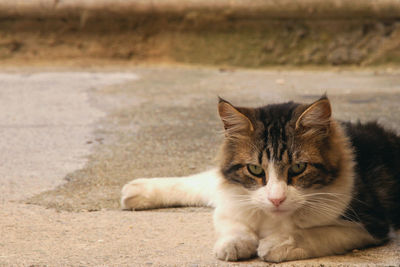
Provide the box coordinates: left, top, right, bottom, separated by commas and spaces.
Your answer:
1, 16, 400, 67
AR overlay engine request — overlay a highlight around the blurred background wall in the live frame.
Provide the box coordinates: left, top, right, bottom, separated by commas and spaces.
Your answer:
1, 0, 400, 67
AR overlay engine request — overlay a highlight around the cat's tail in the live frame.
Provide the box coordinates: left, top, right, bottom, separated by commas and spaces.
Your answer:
121, 169, 219, 210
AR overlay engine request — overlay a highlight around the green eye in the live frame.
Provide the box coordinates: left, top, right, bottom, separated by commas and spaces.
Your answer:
247, 164, 264, 177
289, 163, 307, 175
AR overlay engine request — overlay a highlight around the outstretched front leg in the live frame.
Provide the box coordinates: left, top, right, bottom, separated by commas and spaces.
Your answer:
121, 169, 218, 210
257, 223, 379, 263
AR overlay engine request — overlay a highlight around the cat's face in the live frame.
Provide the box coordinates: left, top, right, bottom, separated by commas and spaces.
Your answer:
218, 97, 350, 218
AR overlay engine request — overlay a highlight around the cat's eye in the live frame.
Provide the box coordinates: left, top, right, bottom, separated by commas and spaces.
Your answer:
289, 163, 307, 175
247, 164, 264, 177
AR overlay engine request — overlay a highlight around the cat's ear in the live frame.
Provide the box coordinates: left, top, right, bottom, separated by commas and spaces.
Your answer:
218, 98, 254, 136
295, 96, 331, 134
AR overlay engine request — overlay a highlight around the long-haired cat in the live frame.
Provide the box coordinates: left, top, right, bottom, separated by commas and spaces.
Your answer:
120, 96, 400, 262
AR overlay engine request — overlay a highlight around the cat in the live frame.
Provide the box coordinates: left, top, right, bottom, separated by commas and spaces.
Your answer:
120, 96, 400, 262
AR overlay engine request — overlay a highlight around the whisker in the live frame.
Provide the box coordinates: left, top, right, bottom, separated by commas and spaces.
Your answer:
301, 199, 363, 225
303, 192, 369, 206
300, 203, 353, 221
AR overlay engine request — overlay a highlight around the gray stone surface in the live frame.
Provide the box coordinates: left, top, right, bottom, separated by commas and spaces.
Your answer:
1, 66, 399, 266
0, 71, 138, 203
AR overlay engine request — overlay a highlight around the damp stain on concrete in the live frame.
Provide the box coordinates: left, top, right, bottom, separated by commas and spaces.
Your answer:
26, 67, 400, 212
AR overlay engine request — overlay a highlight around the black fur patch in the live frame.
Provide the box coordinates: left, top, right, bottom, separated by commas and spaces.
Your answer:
342, 122, 400, 240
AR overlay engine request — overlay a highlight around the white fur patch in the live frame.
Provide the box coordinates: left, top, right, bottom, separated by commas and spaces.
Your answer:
121, 164, 377, 262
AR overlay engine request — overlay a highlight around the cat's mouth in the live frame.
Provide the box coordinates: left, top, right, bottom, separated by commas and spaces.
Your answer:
269, 207, 292, 216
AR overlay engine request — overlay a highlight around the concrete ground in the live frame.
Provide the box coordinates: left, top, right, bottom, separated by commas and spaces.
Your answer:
1, 66, 400, 266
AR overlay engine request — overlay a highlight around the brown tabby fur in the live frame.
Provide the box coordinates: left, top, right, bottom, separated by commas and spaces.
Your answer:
218, 97, 354, 193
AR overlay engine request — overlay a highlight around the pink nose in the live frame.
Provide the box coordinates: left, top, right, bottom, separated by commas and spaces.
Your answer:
268, 196, 286, 207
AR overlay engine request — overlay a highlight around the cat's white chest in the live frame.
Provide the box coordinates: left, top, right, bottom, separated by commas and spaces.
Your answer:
257, 214, 295, 239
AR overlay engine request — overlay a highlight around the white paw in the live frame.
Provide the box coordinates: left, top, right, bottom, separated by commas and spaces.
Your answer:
120, 179, 158, 210
257, 235, 308, 263
214, 236, 258, 261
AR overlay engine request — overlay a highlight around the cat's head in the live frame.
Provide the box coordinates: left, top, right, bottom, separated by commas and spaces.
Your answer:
218, 96, 354, 221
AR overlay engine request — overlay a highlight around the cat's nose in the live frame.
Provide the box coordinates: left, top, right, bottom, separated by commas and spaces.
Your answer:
268, 196, 286, 207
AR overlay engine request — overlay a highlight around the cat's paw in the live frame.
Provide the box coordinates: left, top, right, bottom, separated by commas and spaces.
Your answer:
214, 235, 258, 261
121, 179, 158, 210
257, 235, 308, 263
